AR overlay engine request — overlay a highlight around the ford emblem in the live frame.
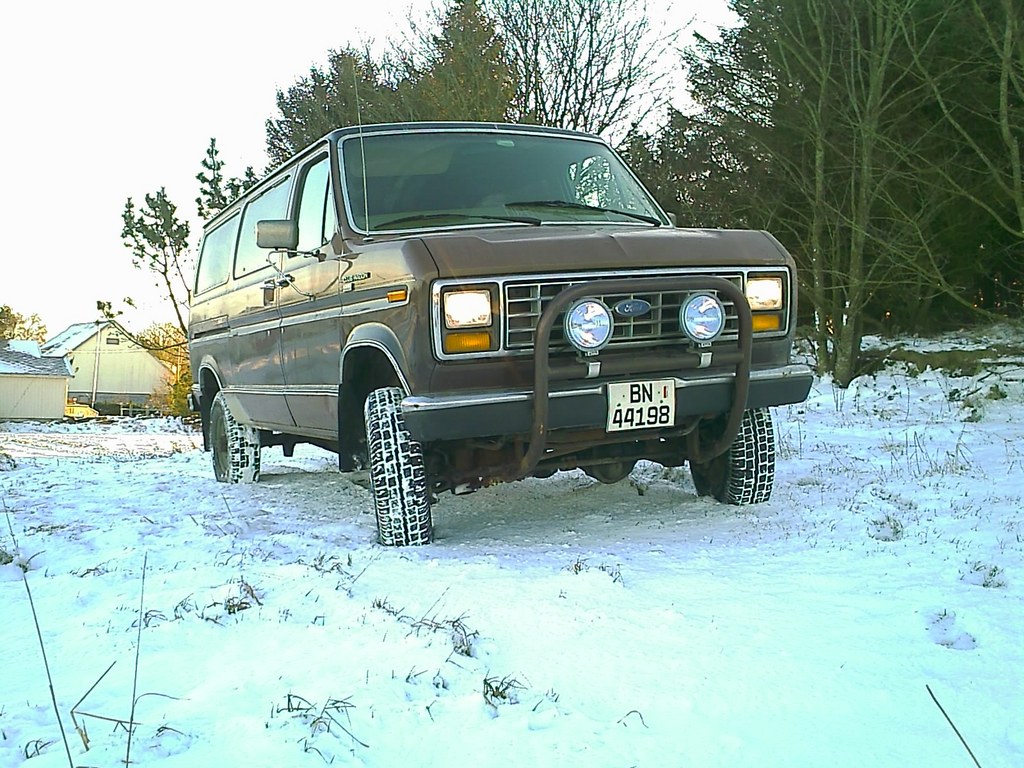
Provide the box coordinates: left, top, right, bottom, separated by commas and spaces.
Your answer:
613, 298, 652, 318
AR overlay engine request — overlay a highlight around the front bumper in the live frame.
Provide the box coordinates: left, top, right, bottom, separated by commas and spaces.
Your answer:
402, 363, 813, 442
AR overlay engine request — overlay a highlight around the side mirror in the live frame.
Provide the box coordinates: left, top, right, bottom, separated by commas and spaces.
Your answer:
256, 220, 299, 250
667, 212, 678, 227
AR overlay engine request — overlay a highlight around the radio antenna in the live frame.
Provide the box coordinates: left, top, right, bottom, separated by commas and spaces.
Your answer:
352, 62, 370, 235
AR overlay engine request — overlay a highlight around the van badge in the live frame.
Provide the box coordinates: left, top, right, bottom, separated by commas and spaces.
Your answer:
342, 271, 371, 284
613, 298, 651, 318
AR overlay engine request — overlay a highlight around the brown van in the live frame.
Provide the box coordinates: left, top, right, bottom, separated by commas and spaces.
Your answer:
189, 122, 813, 545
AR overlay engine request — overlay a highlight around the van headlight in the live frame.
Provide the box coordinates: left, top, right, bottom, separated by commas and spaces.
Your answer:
444, 290, 492, 328
746, 277, 783, 311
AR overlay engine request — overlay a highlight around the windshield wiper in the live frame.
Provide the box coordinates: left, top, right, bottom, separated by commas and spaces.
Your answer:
376, 212, 542, 229
505, 199, 662, 226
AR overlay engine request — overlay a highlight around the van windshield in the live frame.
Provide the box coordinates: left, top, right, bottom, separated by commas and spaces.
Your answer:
339, 130, 667, 233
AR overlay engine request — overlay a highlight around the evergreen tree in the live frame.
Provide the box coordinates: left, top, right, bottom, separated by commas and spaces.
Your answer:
195, 138, 228, 221
120, 189, 192, 337
225, 166, 259, 205
100, 190, 193, 416
623, 107, 764, 228
266, 48, 400, 166
397, 0, 515, 121
196, 137, 259, 220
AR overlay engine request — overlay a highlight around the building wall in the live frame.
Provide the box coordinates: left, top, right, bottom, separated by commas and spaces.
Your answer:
0, 375, 68, 420
66, 325, 169, 405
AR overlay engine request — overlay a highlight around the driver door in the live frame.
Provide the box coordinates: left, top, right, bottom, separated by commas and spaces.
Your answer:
277, 150, 344, 436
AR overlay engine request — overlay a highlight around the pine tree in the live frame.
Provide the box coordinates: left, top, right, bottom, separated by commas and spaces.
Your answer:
266, 48, 399, 166
397, 0, 515, 121
196, 138, 228, 221
120, 189, 191, 337
196, 137, 258, 220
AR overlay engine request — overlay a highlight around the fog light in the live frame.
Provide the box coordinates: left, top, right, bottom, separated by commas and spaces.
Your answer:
564, 299, 613, 352
680, 293, 725, 342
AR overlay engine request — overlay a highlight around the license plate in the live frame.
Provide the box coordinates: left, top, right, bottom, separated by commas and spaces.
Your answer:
606, 379, 675, 432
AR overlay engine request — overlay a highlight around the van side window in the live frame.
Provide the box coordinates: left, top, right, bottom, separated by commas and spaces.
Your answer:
296, 155, 335, 253
195, 212, 240, 294
234, 177, 292, 278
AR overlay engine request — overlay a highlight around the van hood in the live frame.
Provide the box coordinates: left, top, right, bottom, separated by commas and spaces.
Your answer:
417, 225, 791, 279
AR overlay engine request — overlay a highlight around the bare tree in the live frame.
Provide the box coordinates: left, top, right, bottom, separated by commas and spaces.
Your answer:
0, 305, 47, 342
909, 0, 1023, 239
902, 0, 1024, 314
137, 321, 191, 415
484, 0, 675, 138
687, 0, 975, 385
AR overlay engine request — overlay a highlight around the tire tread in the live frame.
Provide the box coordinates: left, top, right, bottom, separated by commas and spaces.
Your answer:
364, 387, 432, 546
690, 407, 775, 505
211, 392, 261, 484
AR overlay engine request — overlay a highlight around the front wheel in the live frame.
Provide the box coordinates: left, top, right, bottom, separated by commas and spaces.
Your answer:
209, 391, 261, 483
690, 408, 775, 505
364, 387, 432, 546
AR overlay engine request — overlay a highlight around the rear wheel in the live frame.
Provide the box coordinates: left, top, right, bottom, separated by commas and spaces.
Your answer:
364, 387, 432, 546
690, 408, 775, 505
209, 391, 261, 483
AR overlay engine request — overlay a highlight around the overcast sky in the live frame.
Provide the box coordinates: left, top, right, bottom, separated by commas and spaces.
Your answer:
0, 0, 734, 338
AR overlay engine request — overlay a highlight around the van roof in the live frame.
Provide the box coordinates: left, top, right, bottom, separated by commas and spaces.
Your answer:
324, 121, 596, 142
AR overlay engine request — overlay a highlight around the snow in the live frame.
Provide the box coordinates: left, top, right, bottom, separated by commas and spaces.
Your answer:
2, 338, 1023, 768
4, 341, 42, 358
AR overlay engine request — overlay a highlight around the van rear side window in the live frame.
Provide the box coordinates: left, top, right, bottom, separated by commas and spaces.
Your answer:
235, 177, 292, 278
195, 212, 240, 294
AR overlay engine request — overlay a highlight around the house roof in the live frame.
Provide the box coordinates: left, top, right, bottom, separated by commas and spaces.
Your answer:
40, 321, 109, 357
6, 339, 42, 355
0, 340, 72, 377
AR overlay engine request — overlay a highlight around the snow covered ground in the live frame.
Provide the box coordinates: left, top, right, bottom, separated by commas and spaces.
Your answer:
2, 332, 1022, 768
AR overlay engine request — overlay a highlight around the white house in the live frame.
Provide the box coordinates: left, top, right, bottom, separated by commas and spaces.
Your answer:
41, 322, 169, 407
0, 339, 73, 420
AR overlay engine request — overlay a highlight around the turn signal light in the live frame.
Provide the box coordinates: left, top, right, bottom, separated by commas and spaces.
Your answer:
752, 313, 783, 332
443, 331, 491, 353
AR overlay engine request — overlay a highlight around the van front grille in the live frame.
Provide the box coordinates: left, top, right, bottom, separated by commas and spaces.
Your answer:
504, 273, 744, 351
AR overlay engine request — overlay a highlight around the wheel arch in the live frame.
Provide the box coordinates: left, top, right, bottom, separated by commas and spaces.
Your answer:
338, 324, 412, 468
197, 363, 225, 451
